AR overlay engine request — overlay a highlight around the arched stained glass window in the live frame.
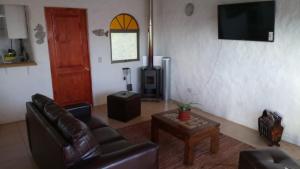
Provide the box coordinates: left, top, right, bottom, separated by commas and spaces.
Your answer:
110, 14, 139, 63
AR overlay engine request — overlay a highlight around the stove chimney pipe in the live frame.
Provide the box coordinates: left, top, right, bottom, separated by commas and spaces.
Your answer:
148, 0, 154, 68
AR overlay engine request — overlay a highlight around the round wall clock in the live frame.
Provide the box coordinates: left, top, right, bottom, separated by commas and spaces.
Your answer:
185, 3, 194, 16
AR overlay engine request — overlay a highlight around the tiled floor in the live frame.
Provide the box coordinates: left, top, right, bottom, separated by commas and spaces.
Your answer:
0, 121, 37, 169
0, 101, 299, 169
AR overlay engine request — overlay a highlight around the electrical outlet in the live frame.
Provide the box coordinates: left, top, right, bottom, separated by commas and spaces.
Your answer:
268, 32, 274, 41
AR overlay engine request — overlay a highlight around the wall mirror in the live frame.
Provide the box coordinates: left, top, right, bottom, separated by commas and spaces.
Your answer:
0, 4, 34, 67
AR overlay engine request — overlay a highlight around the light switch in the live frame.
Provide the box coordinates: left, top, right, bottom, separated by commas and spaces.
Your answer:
98, 57, 102, 63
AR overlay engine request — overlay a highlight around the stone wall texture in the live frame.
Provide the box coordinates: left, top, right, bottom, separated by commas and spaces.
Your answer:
157, 0, 300, 146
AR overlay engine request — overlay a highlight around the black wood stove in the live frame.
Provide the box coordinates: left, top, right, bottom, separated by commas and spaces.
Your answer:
140, 0, 161, 100
141, 66, 161, 99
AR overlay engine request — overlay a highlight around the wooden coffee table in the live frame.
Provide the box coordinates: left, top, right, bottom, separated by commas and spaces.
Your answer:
151, 110, 220, 165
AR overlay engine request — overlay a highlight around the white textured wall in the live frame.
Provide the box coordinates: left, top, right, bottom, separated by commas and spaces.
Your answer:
157, 0, 300, 146
0, 0, 149, 124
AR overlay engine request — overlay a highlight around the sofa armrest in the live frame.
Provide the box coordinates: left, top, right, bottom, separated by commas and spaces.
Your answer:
64, 103, 91, 122
72, 142, 159, 169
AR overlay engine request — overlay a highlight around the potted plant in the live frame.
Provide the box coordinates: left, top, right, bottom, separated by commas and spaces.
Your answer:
177, 102, 196, 121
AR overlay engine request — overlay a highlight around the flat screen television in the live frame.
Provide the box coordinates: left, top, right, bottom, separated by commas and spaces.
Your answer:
218, 1, 275, 42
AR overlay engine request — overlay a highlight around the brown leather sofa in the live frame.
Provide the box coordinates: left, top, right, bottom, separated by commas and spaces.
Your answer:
26, 94, 158, 169
239, 149, 300, 169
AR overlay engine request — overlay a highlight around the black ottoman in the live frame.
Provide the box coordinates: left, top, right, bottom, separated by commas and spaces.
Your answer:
107, 91, 141, 122
239, 149, 300, 169
64, 103, 91, 122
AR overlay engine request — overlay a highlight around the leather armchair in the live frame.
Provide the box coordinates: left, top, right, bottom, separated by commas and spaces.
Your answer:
26, 94, 159, 169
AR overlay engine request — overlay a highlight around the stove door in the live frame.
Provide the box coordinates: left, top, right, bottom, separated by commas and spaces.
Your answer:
144, 70, 157, 89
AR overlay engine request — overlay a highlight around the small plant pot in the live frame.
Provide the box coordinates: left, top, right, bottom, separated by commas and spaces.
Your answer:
178, 111, 191, 121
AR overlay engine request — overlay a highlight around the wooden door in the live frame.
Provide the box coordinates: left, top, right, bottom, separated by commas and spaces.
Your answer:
45, 7, 93, 106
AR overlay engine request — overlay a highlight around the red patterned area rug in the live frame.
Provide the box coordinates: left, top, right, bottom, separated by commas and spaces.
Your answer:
117, 121, 254, 169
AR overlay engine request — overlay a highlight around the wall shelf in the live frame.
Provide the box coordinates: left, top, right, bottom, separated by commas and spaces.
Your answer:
0, 61, 37, 68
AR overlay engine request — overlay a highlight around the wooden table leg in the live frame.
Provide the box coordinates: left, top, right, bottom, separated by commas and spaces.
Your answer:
210, 127, 220, 153
184, 140, 194, 165
151, 119, 159, 143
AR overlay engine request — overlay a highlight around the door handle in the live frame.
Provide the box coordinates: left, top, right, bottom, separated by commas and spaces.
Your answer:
84, 67, 90, 71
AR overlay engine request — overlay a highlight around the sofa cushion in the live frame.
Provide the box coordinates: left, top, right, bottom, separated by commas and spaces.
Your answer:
86, 117, 108, 130
32, 93, 54, 112
44, 103, 69, 123
63, 131, 100, 167
58, 114, 90, 142
92, 127, 123, 145
100, 139, 132, 154
57, 114, 100, 166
